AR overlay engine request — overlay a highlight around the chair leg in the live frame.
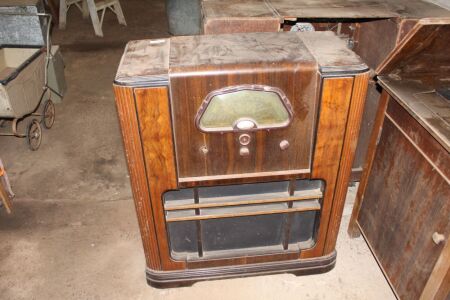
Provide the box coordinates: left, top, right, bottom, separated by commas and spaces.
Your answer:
0, 179, 12, 214
86, 0, 104, 37
82, 0, 89, 19
59, 0, 67, 29
113, 1, 127, 26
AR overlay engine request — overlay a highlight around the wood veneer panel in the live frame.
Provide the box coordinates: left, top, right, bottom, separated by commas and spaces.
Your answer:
134, 87, 185, 271
352, 81, 381, 173
358, 117, 450, 299
202, 0, 281, 34
170, 63, 318, 179
387, 98, 450, 179
353, 19, 399, 71
113, 85, 161, 270
186, 251, 301, 269
302, 76, 354, 258
204, 18, 281, 34
348, 90, 390, 237
323, 72, 369, 254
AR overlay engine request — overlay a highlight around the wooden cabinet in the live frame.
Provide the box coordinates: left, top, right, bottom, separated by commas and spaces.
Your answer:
349, 20, 450, 299
114, 31, 369, 287
199, 0, 450, 181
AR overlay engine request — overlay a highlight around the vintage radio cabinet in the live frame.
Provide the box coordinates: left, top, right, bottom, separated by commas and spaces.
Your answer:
114, 31, 369, 287
199, 0, 450, 181
349, 20, 450, 299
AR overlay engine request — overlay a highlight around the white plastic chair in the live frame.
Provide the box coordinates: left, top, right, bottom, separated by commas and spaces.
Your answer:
59, 0, 127, 37
59, 0, 89, 29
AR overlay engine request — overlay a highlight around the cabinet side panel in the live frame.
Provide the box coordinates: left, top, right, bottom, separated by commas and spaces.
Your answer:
303, 77, 354, 258
134, 87, 185, 271
348, 90, 390, 237
353, 19, 399, 70
352, 81, 381, 176
113, 85, 161, 270
324, 72, 369, 254
358, 116, 450, 299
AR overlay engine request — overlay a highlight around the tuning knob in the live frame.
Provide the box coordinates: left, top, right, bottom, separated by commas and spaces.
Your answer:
239, 134, 251, 146
200, 146, 209, 155
279, 140, 290, 150
432, 232, 445, 245
239, 146, 250, 156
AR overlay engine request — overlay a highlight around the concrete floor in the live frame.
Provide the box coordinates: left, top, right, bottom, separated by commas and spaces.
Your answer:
0, 1, 396, 299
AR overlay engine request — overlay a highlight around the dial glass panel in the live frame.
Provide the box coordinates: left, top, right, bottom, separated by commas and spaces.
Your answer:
197, 86, 292, 132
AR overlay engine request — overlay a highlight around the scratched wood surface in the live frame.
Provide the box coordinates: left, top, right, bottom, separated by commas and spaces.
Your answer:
303, 77, 355, 258
323, 72, 369, 254
115, 39, 170, 85
350, 18, 450, 299
358, 112, 450, 299
377, 22, 450, 76
379, 78, 450, 152
134, 87, 185, 271
115, 31, 369, 279
113, 85, 162, 270
201, 0, 450, 22
170, 61, 318, 179
169, 32, 314, 70
376, 20, 450, 151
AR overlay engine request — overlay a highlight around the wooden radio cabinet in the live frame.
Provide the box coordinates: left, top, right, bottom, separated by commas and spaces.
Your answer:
114, 31, 369, 287
349, 20, 450, 299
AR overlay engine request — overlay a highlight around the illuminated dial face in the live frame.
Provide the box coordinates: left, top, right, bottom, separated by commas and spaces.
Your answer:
196, 85, 293, 133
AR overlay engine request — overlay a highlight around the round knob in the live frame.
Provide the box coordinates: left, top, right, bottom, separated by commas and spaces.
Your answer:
432, 232, 445, 245
239, 134, 251, 146
200, 146, 209, 155
239, 146, 250, 156
279, 140, 290, 150
236, 120, 255, 130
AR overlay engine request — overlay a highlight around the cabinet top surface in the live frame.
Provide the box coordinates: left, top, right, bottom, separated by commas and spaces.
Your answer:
201, 0, 450, 19
114, 31, 367, 85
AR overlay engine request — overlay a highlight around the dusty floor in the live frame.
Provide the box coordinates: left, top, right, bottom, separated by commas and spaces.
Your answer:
0, 1, 395, 299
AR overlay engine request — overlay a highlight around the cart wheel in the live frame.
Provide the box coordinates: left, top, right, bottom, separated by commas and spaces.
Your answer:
27, 119, 42, 151
42, 99, 55, 129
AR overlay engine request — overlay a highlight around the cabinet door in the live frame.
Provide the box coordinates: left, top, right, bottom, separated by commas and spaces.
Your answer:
357, 111, 450, 299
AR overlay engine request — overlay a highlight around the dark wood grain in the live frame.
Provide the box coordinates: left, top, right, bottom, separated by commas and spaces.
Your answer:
303, 76, 354, 258
134, 87, 185, 271
358, 115, 450, 300
352, 81, 382, 174
377, 21, 450, 76
323, 72, 369, 255
148, 251, 337, 288
115, 31, 370, 285
348, 90, 390, 237
170, 62, 318, 179
386, 98, 450, 179
353, 19, 399, 70
113, 85, 162, 270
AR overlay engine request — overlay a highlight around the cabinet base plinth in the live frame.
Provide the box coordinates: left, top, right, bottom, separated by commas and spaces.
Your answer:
146, 251, 337, 288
